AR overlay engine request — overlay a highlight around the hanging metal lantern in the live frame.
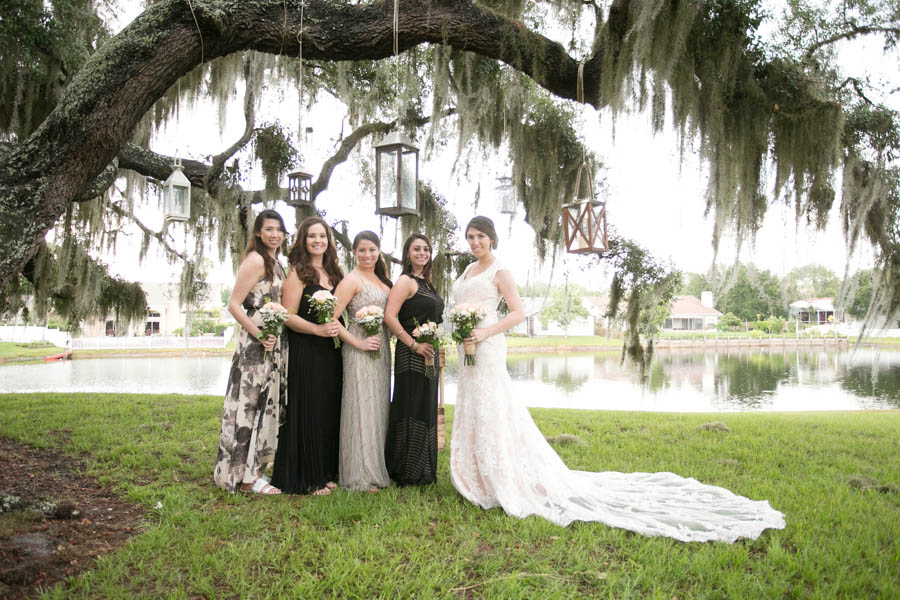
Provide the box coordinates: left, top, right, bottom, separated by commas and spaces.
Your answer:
286, 167, 314, 207
562, 198, 608, 253
562, 162, 608, 254
374, 131, 419, 217
163, 158, 191, 222
496, 176, 516, 214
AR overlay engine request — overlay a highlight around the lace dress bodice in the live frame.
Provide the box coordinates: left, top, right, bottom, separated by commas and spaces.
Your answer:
450, 260, 508, 368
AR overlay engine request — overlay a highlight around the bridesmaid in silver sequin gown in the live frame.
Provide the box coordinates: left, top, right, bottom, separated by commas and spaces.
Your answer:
333, 231, 393, 491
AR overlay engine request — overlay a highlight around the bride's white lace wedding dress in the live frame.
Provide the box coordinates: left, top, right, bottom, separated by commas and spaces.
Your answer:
449, 259, 786, 542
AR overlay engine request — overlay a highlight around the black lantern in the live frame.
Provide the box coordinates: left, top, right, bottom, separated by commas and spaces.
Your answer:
163, 158, 191, 222
375, 132, 419, 217
496, 176, 516, 214
287, 167, 314, 207
562, 198, 608, 254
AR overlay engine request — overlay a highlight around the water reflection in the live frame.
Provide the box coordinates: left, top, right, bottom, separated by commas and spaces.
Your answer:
445, 347, 900, 411
1, 348, 898, 412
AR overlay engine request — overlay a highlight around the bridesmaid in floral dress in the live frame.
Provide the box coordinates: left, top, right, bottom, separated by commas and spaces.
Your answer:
213, 209, 288, 495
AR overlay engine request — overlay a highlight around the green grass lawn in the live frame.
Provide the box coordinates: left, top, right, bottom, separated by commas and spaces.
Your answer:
70, 347, 233, 358
0, 393, 897, 598
0, 341, 63, 360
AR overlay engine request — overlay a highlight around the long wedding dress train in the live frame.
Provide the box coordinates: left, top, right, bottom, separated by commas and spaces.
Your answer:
449, 260, 785, 542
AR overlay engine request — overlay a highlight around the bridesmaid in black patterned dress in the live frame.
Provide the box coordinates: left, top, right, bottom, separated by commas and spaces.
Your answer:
384, 233, 445, 485
271, 216, 344, 496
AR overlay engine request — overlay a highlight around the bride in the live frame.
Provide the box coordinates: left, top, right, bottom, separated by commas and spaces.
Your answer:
449, 216, 785, 542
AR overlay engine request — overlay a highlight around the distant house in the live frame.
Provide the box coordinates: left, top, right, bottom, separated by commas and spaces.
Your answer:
662, 293, 722, 331
789, 298, 836, 324
585, 295, 623, 336
81, 281, 227, 337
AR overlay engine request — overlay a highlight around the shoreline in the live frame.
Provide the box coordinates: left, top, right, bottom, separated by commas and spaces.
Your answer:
1, 337, 898, 364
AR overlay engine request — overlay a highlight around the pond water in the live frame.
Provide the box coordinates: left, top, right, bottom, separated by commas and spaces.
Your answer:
1, 348, 898, 412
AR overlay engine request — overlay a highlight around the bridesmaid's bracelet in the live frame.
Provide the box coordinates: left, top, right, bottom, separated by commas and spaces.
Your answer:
410, 341, 419, 352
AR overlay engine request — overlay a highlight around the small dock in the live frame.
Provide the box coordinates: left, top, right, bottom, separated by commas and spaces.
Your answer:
43, 349, 73, 361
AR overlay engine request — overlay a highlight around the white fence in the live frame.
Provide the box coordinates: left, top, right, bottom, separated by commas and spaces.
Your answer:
808, 323, 900, 338
0, 325, 71, 348
71, 334, 229, 350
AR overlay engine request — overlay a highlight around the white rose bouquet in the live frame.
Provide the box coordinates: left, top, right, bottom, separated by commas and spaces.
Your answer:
412, 318, 445, 378
306, 289, 341, 349
354, 304, 385, 357
257, 301, 289, 360
449, 303, 486, 366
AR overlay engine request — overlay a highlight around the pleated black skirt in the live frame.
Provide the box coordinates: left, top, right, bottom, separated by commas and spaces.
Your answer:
272, 329, 342, 493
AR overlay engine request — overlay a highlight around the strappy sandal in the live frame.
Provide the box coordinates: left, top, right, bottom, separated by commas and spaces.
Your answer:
311, 486, 331, 496
325, 481, 337, 489
241, 478, 281, 495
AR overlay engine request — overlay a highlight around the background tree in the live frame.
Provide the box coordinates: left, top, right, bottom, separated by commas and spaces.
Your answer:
680, 272, 712, 299
716, 312, 743, 332
784, 264, 841, 301
718, 264, 786, 321
844, 269, 875, 321
540, 282, 590, 335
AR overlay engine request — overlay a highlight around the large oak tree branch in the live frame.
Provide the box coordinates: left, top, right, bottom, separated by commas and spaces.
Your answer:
116, 118, 404, 255
108, 201, 189, 263
805, 24, 900, 58
0, 0, 602, 287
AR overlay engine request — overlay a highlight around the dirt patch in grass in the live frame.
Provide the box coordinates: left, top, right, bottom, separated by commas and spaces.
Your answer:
0, 436, 143, 599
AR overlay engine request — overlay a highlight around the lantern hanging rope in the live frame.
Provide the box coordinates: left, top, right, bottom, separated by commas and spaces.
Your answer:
373, 0, 420, 218
561, 59, 608, 254
393, 0, 401, 117
298, 2, 304, 99
285, 4, 316, 209
573, 162, 593, 204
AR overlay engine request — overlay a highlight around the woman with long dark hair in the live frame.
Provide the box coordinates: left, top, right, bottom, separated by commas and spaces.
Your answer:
271, 216, 344, 496
332, 230, 393, 491
383, 233, 444, 485
214, 209, 288, 494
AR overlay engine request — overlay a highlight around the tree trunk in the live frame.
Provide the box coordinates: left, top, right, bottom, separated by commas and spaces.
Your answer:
0, 0, 604, 288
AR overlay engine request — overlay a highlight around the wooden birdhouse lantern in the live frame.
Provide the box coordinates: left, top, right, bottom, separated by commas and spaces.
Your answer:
562, 163, 608, 254
163, 158, 191, 222
496, 176, 517, 214
287, 167, 314, 207
375, 131, 419, 217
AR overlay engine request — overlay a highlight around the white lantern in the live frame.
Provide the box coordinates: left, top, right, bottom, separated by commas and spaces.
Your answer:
287, 167, 314, 207
496, 176, 516, 214
163, 158, 191, 222
375, 131, 419, 217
